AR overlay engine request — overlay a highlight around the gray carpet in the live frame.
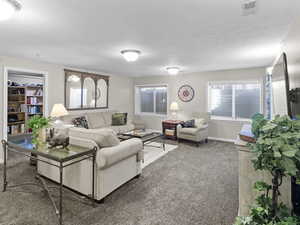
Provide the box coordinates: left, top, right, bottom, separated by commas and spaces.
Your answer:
0, 140, 238, 225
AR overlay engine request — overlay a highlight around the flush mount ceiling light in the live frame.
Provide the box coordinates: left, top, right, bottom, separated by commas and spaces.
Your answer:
121, 50, 141, 62
166, 67, 180, 75
0, 0, 22, 21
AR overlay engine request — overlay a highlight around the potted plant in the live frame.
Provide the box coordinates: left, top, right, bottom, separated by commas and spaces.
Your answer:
26, 115, 50, 148
234, 114, 300, 225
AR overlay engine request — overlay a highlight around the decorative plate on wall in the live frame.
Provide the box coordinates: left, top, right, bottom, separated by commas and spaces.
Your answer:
178, 85, 195, 102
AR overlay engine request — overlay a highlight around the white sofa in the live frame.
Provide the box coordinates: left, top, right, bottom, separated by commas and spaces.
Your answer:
37, 110, 144, 202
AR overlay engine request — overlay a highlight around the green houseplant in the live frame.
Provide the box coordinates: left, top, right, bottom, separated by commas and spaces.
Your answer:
26, 115, 50, 148
234, 114, 300, 225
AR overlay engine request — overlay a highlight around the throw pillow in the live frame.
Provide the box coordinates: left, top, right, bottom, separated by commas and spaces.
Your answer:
72, 116, 89, 129
181, 119, 195, 128
112, 113, 128, 126
194, 118, 205, 128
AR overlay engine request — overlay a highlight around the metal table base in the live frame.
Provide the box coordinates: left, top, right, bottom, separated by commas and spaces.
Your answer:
2, 140, 97, 225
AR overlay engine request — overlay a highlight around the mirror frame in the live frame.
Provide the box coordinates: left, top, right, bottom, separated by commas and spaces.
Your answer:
64, 69, 109, 110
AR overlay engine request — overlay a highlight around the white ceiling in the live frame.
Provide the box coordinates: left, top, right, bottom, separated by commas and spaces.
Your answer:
0, 0, 298, 76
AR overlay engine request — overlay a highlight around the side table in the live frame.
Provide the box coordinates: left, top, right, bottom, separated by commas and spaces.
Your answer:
162, 120, 183, 140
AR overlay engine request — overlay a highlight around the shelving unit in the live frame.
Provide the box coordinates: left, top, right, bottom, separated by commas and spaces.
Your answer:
7, 85, 44, 136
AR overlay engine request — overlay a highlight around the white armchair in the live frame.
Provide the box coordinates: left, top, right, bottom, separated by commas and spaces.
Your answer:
177, 112, 210, 146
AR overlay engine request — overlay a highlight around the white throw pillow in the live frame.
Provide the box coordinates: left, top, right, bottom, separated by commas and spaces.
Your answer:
69, 128, 120, 148
194, 118, 205, 128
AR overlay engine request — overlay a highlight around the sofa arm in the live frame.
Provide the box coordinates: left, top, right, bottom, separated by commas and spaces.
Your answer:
97, 138, 143, 169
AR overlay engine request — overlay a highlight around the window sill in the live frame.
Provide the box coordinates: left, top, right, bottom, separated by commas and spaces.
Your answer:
211, 116, 251, 122
135, 113, 167, 118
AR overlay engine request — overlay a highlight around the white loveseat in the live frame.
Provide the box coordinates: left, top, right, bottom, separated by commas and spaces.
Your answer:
37, 110, 144, 202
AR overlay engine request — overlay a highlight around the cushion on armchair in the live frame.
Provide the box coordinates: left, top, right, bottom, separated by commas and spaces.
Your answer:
194, 118, 205, 128
181, 119, 195, 128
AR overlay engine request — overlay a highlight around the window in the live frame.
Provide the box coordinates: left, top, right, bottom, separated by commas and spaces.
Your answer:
135, 85, 168, 115
208, 82, 261, 120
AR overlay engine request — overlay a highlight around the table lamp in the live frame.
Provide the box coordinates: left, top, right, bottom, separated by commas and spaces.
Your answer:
50, 104, 69, 125
170, 102, 179, 120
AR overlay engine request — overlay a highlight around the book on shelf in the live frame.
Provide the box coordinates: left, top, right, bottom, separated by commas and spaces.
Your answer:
28, 106, 42, 114
27, 97, 41, 104
20, 104, 27, 112
8, 124, 25, 135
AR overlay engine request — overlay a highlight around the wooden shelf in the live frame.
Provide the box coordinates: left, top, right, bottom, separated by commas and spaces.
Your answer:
8, 112, 25, 115
8, 94, 25, 96
8, 86, 26, 89
26, 86, 43, 88
8, 121, 25, 125
8, 100, 25, 104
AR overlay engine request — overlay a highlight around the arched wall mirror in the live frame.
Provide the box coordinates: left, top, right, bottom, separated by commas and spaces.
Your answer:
96, 79, 108, 108
64, 69, 109, 110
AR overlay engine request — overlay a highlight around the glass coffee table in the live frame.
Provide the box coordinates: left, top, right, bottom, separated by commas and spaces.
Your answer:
119, 130, 165, 151
2, 134, 97, 225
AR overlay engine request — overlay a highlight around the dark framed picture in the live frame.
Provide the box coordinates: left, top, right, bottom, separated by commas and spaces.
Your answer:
178, 85, 194, 102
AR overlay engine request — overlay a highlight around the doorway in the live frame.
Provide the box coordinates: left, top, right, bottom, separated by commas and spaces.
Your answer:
3, 67, 48, 143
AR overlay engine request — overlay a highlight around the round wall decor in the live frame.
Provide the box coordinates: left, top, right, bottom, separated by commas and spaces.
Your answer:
178, 85, 194, 102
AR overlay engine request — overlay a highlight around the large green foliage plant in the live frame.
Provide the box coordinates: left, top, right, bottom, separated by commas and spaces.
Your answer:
234, 114, 300, 225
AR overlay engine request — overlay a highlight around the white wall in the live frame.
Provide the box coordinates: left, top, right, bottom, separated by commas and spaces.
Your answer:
134, 67, 266, 141
0, 56, 134, 163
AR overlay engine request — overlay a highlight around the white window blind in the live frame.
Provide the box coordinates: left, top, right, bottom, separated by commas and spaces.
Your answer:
208, 82, 261, 120
135, 85, 167, 115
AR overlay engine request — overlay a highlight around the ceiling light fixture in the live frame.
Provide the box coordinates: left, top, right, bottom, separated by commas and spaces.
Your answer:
121, 49, 141, 62
166, 67, 180, 75
0, 0, 22, 21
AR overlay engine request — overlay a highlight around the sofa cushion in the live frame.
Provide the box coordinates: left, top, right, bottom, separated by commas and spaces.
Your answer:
112, 113, 127, 126
72, 116, 89, 129
102, 111, 114, 126
86, 112, 106, 129
97, 138, 143, 169
69, 127, 120, 147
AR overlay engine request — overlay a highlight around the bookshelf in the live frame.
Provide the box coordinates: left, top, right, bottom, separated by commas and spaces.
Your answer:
7, 85, 44, 136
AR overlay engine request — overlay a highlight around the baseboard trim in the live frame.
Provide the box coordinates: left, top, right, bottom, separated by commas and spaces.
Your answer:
208, 137, 235, 143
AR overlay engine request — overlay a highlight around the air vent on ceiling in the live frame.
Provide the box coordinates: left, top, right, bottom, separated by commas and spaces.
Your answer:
242, 0, 258, 16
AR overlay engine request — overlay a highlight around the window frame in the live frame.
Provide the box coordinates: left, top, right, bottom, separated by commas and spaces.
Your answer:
207, 80, 263, 122
135, 84, 168, 117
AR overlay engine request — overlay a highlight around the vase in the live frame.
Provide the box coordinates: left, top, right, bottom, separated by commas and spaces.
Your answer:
38, 128, 47, 143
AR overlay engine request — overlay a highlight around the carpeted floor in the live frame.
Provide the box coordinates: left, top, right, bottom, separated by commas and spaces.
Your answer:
0, 140, 238, 225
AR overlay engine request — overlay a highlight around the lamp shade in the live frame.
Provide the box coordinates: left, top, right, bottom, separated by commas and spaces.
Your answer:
50, 104, 68, 118
170, 102, 179, 111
